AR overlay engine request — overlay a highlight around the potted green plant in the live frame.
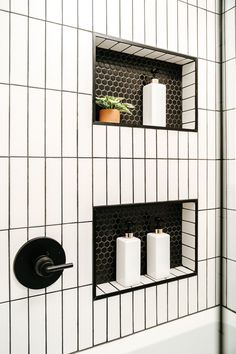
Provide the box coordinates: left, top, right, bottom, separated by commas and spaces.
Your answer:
96, 96, 135, 123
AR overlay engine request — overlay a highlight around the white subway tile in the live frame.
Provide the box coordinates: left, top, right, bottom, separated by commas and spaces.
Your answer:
29, 295, 46, 354
198, 160, 207, 210
179, 160, 188, 200
78, 0, 92, 30
188, 5, 197, 57
63, 92, 77, 157
77, 94, 92, 157
157, 130, 167, 158
133, 0, 145, 43
146, 159, 157, 203
107, 159, 120, 205
93, 125, 106, 158
133, 128, 144, 158
0, 303, 9, 354
179, 279, 188, 317
189, 160, 197, 199
11, 14, 27, 85
46, 0, 62, 23
107, 0, 119, 37
63, 158, 77, 223
121, 159, 133, 204
0, 159, 8, 230
120, 0, 132, 40
168, 131, 178, 159
63, 289, 78, 354
198, 8, 206, 59
146, 287, 157, 328
108, 296, 120, 341
145, 0, 156, 46
227, 159, 236, 210
46, 158, 61, 225
29, 18, 45, 87
78, 159, 92, 221
134, 289, 145, 332
224, 8, 236, 61
207, 259, 216, 308
198, 211, 207, 260
208, 160, 216, 209
11, 299, 28, 354
29, 0, 45, 19
79, 286, 93, 350
62, 224, 78, 289
46, 22, 61, 90
207, 210, 216, 258
0, 12, 9, 83
167, 0, 177, 52
94, 299, 107, 345
29, 88, 44, 156
188, 276, 197, 314
29, 158, 45, 227
10, 158, 27, 228
178, 2, 188, 54
157, 159, 167, 201
145, 129, 156, 159
46, 90, 61, 157
198, 60, 207, 109
207, 61, 216, 110
134, 159, 145, 203
198, 261, 207, 311
227, 210, 236, 261
198, 110, 207, 159
121, 293, 133, 336
0, 84, 9, 156
120, 127, 132, 158
93, 158, 106, 206
63, 0, 77, 27
168, 160, 178, 200
225, 59, 236, 110
157, 284, 167, 324
207, 11, 216, 62
156, 0, 167, 49
107, 126, 119, 158
168, 282, 178, 321
10, 86, 27, 156
93, 0, 106, 34
0, 231, 9, 303
63, 26, 77, 92
79, 222, 92, 286
179, 132, 188, 159
47, 292, 62, 354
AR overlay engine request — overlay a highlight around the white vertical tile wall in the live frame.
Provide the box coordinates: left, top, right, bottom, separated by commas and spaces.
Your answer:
0, 1, 221, 353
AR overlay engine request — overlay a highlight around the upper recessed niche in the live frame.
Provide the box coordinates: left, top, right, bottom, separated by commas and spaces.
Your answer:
94, 35, 197, 132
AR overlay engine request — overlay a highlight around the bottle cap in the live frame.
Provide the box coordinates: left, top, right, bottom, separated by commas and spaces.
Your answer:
154, 217, 164, 234
151, 78, 159, 84
124, 221, 134, 238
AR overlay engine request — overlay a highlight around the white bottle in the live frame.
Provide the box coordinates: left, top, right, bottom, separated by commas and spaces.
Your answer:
143, 78, 166, 127
147, 218, 170, 279
116, 230, 141, 287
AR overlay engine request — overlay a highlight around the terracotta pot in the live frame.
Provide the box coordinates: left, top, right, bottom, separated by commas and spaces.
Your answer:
98, 109, 120, 123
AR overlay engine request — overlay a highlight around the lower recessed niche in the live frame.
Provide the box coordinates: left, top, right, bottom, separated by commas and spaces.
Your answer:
93, 199, 198, 300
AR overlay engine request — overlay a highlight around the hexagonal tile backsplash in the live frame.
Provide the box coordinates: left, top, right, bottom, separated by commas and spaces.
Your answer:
94, 202, 182, 285
95, 48, 182, 128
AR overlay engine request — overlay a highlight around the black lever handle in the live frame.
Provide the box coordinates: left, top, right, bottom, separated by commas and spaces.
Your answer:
35, 256, 73, 277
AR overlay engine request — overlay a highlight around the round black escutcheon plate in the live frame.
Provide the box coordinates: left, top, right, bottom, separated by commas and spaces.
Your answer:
14, 237, 66, 289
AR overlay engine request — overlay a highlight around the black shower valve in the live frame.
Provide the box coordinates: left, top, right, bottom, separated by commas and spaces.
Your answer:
14, 237, 73, 289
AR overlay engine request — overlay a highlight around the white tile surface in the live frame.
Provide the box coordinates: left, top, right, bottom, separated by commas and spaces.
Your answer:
168, 160, 178, 200
121, 159, 133, 204
207, 259, 216, 308
94, 299, 107, 345
0, 84, 9, 156
0, 159, 9, 230
227, 210, 236, 261
167, 0, 177, 52
78, 0, 92, 30
134, 159, 145, 203
179, 160, 188, 200
10, 14, 27, 85
179, 279, 188, 317
178, 1, 188, 54
121, 293, 133, 336
79, 286, 93, 350
227, 260, 236, 312
63, 0, 77, 27
120, 0, 133, 40
156, 0, 167, 49
29, 88, 44, 156
29, 0, 45, 19
157, 130, 167, 158
145, 0, 156, 46
63, 26, 77, 92
188, 276, 198, 314
133, 0, 145, 43
63, 289, 78, 354
146, 159, 157, 202
29, 158, 45, 227
168, 282, 178, 321
207, 12, 216, 62
46, 158, 61, 225
62, 224, 78, 289
0, 303, 9, 354
63, 92, 77, 157
134, 289, 145, 332
107, 126, 119, 158
107, 159, 120, 205
46, 292, 62, 354
108, 296, 120, 340
93, 125, 106, 158
189, 160, 197, 199
11, 299, 28, 354
29, 18, 45, 87
46, 88, 61, 157
146, 286, 157, 328
0, 231, 9, 302
29, 295, 45, 354
133, 128, 144, 158
120, 127, 132, 158
198, 8, 206, 59
93, 0, 106, 34
198, 261, 207, 311
107, 0, 119, 37
78, 159, 92, 221
157, 159, 168, 201
63, 158, 77, 223
46, 22, 61, 90
168, 131, 178, 159
188, 5, 197, 57
10, 158, 27, 228
78, 30, 93, 94
157, 284, 167, 324
10, 86, 27, 156
93, 158, 107, 206
77, 94, 92, 157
